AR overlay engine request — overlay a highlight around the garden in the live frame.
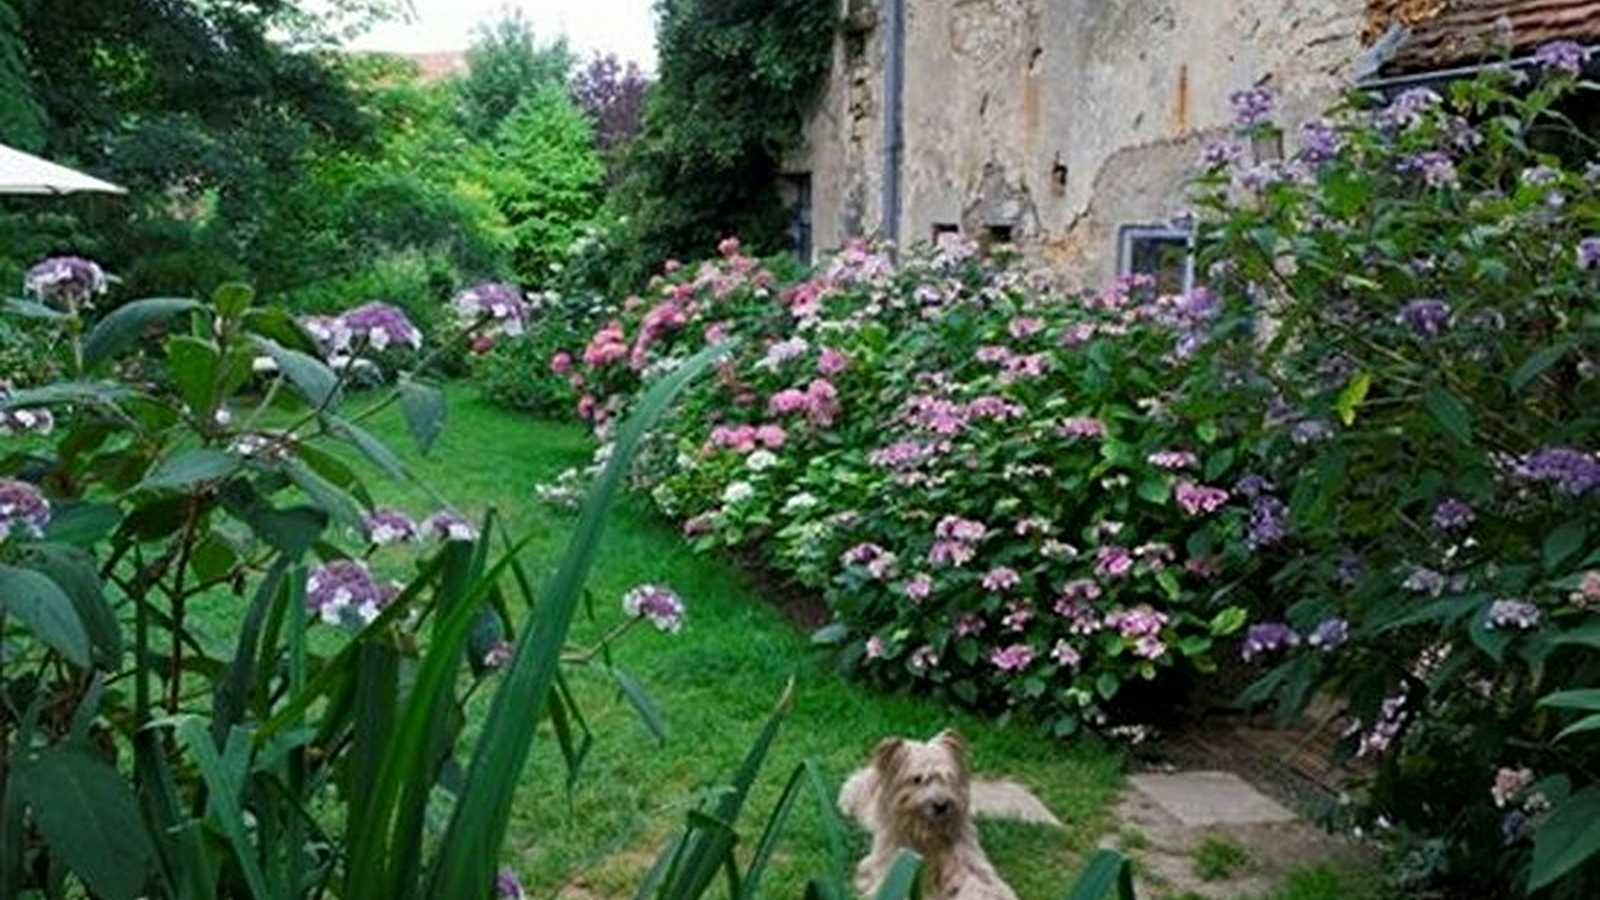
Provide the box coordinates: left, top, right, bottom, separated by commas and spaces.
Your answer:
0, 2, 1597, 899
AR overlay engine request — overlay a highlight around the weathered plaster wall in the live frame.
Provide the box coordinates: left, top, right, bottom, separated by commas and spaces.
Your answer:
793, 0, 1368, 288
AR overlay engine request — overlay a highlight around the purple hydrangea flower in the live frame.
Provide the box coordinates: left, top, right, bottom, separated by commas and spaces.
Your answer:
1403, 565, 1448, 596
1297, 118, 1342, 165
305, 559, 398, 625
1241, 621, 1300, 662
989, 643, 1035, 672
1307, 617, 1350, 650
1486, 598, 1541, 630
1058, 417, 1107, 439
23, 256, 107, 310
1246, 494, 1287, 548
1511, 446, 1600, 496
361, 508, 417, 545
1502, 809, 1528, 844
981, 566, 1021, 592
1174, 479, 1231, 516
496, 866, 527, 900
1290, 418, 1334, 445
1200, 139, 1247, 170
424, 510, 479, 542
1355, 691, 1409, 758
1533, 40, 1591, 75
1229, 84, 1277, 128
1431, 497, 1476, 531
1147, 449, 1199, 470
301, 314, 354, 356
0, 478, 51, 539
1578, 236, 1600, 270
1397, 152, 1460, 189
623, 584, 685, 633
0, 405, 53, 436
454, 282, 532, 337
1397, 298, 1452, 337
340, 302, 422, 351
1522, 165, 1560, 187
1376, 87, 1442, 130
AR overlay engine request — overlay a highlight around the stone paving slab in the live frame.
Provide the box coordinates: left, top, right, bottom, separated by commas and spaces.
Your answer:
970, 778, 1061, 826
1129, 770, 1297, 827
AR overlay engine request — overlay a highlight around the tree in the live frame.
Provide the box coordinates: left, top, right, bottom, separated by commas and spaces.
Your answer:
611, 0, 834, 283
479, 85, 604, 281
0, 0, 42, 149
454, 10, 576, 139
570, 53, 649, 158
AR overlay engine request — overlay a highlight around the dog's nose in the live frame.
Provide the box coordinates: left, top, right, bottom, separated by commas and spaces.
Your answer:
930, 799, 952, 816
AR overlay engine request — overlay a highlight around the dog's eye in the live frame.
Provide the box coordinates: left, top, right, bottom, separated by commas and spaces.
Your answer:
912, 774, 927, 785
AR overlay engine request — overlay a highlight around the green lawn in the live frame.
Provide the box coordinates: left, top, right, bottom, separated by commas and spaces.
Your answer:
330, 384, 1126, 899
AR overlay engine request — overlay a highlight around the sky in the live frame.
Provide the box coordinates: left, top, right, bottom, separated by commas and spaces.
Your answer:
346, 0, 658, 69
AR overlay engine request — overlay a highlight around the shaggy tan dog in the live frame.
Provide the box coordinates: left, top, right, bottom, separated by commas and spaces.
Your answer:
837, 730, 1020, 900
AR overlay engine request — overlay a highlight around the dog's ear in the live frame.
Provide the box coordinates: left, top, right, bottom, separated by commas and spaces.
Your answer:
872, 737, 906, 778
934, 729, 970, 777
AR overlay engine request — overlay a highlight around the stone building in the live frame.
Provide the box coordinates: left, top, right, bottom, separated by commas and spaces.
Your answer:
785, 0, 1600, 288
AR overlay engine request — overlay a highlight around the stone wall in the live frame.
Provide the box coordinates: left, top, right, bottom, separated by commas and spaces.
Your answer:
790, 0, 1368, 288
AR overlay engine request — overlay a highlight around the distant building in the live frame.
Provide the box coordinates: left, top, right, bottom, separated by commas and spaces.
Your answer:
391, 50, 469, 82
786, 0, 1600, 287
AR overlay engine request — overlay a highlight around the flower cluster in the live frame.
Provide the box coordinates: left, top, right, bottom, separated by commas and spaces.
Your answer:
23, 256, 108, 310
453, 282, 532, 338
621, 584, 685, 633
305, 559, 399, 626
0, 478, 51, 539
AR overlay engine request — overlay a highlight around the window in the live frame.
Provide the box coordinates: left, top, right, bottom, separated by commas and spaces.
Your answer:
1117, 223, 1195, 295
781, 173, 813, 263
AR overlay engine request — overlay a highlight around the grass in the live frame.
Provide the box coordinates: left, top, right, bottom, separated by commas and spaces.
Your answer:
1193, 835, 1250, 882
299, 385, 1127, 899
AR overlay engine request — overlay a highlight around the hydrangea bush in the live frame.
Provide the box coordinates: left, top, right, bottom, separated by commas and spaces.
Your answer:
1192, 47, 1600, 896
560, 236, 1253, 735
0, 259, 702, 899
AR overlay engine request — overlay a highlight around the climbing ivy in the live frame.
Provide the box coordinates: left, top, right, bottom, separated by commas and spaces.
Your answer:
612, 0, 835, 283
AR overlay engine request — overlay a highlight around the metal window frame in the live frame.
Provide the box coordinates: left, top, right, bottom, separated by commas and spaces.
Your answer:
1116, 222, 1196, 294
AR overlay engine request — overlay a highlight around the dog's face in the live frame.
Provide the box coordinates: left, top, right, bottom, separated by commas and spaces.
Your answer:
872, 729, 971, 845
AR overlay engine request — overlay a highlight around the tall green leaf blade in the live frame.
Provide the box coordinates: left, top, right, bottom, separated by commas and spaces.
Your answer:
0, 563, 89, 667
427, 343, 730, 900
1062, 848, 1137, 900
1530, 782, 1600, 890
1537, 689, 1600, 711
171, 718, 272, 900
398, 377, 446, 455
82, 297, 201, 369
870, 851, 922, 900
13, 744, 158, 900
613, 668, 669, 744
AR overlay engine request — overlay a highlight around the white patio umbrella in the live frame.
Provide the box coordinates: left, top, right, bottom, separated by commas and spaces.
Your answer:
0, 142, 125, 195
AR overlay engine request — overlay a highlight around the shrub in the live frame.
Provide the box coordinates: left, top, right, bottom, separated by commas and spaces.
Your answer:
0, 256, 711, 899
1192, 46, 1600, 897
562, 237, 1252, 736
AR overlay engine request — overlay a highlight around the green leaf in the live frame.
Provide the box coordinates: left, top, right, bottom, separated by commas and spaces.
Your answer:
140, 448, 241, 490
1063, 849, 1137, 900
426, 342, 730, 900
0, 564, 89, 667
1537, 689, 1600, 711
4, 297, 67, 320
284, 459, 364, 528
1209, 607, 1247, 636
1552, 620, 1600, 650
1135, 477, 1169, 505
165, 335, 220, 414
212, 282, 254, 319
12, 744, 157, 900
1096, 671, 1120, 701
42, 500, 121, 548
1512, 342, 1574, 393
323, 414, 406, 480
1531, 783, 1600, 891
82, 297, 201, 369
1544, 519, 1588, 571
27, 545, 121, 669
171, 718, 272, 900
870, 851, 922, 900
254, 337, 339, 409
398, 377, 446, 455
1554, 713, 1600, 743
614, 668, 669, 744
1424, 386, 1473, 446
1334, 371, 1372, 426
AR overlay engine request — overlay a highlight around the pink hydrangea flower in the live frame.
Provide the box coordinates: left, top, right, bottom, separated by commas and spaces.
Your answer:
1174, 479, 1231, 515
905, 572, 934, 601
818, 347, 850, 375
981, 566, 1021, 592
990, 643, 1035, 672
